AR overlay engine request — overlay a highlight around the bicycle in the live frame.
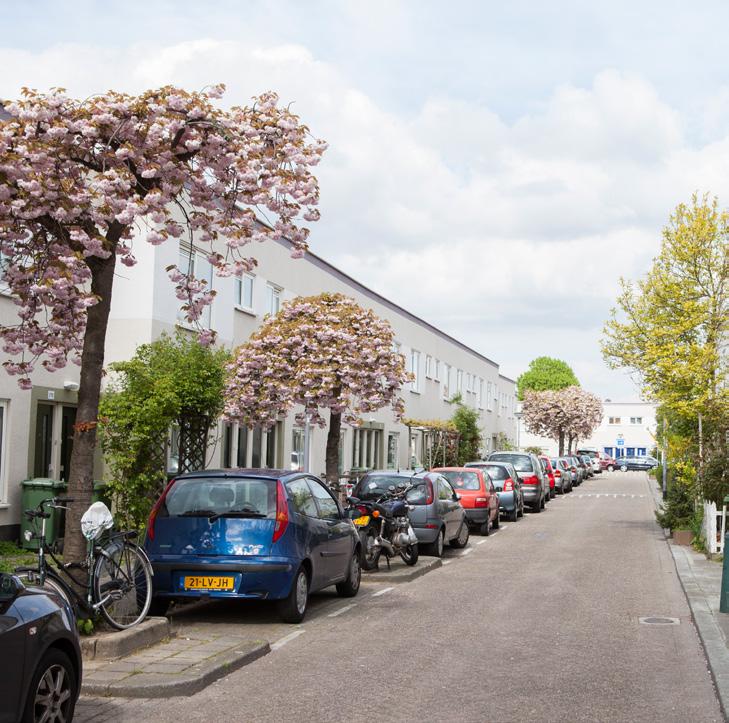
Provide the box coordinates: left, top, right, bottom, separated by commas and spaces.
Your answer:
15, 496, 153, 630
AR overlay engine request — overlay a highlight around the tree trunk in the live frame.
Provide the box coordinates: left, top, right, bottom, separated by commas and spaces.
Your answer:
567, 434, 575, 454
558, 429, 565, 456
325, 412, 341, 495
63, 251, 118, 572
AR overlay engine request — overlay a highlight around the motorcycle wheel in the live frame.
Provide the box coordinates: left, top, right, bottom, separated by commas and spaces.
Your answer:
400, 544, 419, 566
361, 528, 381, 571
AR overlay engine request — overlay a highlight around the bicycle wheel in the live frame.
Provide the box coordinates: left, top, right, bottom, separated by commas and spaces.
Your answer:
93, 540, 152, 630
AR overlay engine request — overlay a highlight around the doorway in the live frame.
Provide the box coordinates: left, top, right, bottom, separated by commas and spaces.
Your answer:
33, 402, 76, 481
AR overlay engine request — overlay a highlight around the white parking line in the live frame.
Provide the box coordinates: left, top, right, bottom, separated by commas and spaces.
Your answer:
271, 629, 305, 651
327, 603, 357, 618
442, 560, 452, 565
477, 539, 487, 545
460, 547, 473, 556
371, 587, 394, 597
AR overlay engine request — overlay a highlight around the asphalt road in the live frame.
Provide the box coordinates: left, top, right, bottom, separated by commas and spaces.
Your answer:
77, 471, 723, 722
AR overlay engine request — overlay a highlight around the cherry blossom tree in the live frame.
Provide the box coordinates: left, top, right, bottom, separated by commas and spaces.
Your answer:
224, 292, 412, 488
522, 386, 603, 455
0, 86, 326, 564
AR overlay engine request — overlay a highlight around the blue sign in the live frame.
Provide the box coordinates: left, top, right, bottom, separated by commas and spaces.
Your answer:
616, 439, 624, 446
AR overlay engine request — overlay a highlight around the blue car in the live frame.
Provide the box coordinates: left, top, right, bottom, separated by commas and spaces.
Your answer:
144, 469, 362, 623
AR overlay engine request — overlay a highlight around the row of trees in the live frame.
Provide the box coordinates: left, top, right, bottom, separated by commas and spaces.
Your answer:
601, 194, 728, 530
516, 357, 603, 455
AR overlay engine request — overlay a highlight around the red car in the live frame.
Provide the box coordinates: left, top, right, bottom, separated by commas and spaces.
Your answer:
539, 456, 556, 500
432, 467, 500, 536
600, 454, 617, 472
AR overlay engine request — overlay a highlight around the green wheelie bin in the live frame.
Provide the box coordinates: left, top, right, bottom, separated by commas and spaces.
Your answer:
19, 478, 65, 550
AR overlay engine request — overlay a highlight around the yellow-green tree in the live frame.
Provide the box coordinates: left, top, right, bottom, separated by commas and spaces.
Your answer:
602, 193, 728, 502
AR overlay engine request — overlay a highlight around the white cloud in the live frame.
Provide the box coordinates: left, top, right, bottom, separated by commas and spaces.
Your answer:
1, 35, 727, 401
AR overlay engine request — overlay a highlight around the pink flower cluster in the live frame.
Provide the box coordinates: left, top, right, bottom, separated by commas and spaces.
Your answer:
522, 386, 604, 444
0, 86, 326, 386
223, 293, 412, 429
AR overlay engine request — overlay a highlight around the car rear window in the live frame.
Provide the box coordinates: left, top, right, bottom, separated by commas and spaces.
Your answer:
355, 474, 411, 500
481, 464, 508, 480
439, 471, 481, 490
163, 477, 276, 518
490, 454, 533, 472
406, 482, 429, 505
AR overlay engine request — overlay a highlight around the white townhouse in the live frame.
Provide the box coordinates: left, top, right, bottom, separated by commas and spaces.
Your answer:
516, 400, 658, 458
0, 234, 517, 540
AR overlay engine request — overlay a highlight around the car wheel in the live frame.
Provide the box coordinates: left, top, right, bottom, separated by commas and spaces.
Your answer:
148, 597, 171, 617
518, 497, 525, 517
336, 548, 362, 597
479, 516, 491, 536
450, 521, 470, 549
23, 648, 78, 723
278, 566, 309, 624
492, 510, 500, 529
425, 528, 445, 557
607, 465, 614, 472
620, 464, 628, 472
509, 504, 518, 522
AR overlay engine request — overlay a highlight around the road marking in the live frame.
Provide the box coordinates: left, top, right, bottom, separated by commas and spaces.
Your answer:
327, 603, 357, 618
271, 629, 305, 651
371, 586, 394, 597
460, 547, 473, 556
477, 539, 487, 545
442, 560, 452, 565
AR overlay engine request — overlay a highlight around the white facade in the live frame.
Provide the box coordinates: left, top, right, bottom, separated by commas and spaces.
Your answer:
0, 235, 517, 538
517, 401, 658, 457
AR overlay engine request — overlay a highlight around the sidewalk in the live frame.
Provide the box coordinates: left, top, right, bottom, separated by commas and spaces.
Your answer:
650, 476, 729, 718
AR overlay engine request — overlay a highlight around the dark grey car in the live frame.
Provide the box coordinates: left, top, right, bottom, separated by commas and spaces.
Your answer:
487, 451, 548, 512
0, 573, 82, 723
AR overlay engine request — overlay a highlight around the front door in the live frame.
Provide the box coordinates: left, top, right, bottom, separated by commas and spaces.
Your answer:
33, 402, 76, 481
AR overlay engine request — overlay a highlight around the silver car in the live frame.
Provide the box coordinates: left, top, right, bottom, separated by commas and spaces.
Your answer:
550, 457, 574, 493
465, 460, 524, 521
487, 451, 548, 512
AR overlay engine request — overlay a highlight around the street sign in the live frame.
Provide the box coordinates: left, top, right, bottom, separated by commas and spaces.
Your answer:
616, 439, 624, 446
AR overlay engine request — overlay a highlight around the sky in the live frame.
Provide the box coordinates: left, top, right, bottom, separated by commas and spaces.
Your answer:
2, 0, 729, 401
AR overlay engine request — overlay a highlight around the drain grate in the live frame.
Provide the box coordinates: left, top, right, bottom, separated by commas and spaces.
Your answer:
639, 616, 680, 625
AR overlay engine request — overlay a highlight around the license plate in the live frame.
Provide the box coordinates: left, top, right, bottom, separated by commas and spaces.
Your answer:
353, 515, 370, 527
183, 576, 235, 591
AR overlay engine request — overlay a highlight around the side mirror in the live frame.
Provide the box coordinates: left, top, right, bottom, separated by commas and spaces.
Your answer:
455, 493, 462, 500
0, 573, 22, 602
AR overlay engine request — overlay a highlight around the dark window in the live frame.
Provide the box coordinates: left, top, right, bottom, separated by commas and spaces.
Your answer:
439, 470, 480, 491
223, 423, 232, 468
286, 478, 318, 517
489, 453, 533, 472
237, 426, 248, 467
479, 464, 508, 481
307, 479, 340, 521
164, 477, 275, 518
251, 427, 262, 467
355, 474, 410, 501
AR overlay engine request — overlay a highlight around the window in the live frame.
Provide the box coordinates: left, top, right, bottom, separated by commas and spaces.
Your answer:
433, 359, 441, 381
487, 381, 493, 411
630, 417, 643, 425
352, 428, 383, 470
494, 384, 499, 414
457, 369, 463, 394
608, 417, 621, 425
0, 402, 7, 502
235, 273, 254, 310
437, 478, 454, 501
266, 283, 281, 316
442, 363, 452, 399
410, 350, 421, 392
425, 355, 433, 379
0, 253, 10, 295
286, 478, 318, 517
478, 378, 484, 408
222, 423, 233, 468
178, 244, 213, 328
466, 373, 472, 394
387, 433, 399, 469
307, 478, 340, 521
291, 427, 305, 471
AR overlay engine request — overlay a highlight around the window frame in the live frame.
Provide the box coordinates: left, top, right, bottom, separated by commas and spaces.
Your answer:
410, 349, 421, 393
265, 282, 282, 317
306, 476, 342, 520
177, 243, 213, 329
0, 401, 7, 504
235, 272, 255, 312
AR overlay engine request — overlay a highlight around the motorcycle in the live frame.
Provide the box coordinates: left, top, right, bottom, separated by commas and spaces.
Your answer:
347, 483, 419, 570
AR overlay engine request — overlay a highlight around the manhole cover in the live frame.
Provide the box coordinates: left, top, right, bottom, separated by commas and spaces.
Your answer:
639, 616, 680, 625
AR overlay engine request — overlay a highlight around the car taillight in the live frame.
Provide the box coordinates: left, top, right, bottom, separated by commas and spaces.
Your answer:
272, 480, 289, 543
356, 505, 368, 515
503, 479, 514, 492
147, 477, 176, 541
425, 480, 434, 505
474, 497, 488, 507
554, 469, 561, 477
521, 475, 538, 485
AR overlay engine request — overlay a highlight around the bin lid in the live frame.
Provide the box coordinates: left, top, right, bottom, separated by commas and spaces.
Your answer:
21, 478, 62, 488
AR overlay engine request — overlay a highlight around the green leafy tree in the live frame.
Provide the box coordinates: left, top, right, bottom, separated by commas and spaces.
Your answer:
602, 194, 728, 505
450, 393, 483, 464
99, 332, 229, 528
516, 357, 579, 400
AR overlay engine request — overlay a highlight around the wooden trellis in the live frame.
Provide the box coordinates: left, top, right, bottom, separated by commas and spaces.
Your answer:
177, 413, 211, 474
404, 418, 460, 468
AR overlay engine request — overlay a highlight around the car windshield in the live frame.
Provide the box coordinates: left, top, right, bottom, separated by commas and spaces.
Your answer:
481, 464, 508, 480
163, 477, 276, 518
439, 471, 481, 490
490, 454, 533, 472
355, 474, 410, 500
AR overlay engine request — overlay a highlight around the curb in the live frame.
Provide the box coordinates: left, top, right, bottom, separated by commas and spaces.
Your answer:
669, 545, 729, 721
81, 640, 270, 698
81, 617, 172, 660
363, 557, 442, 583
